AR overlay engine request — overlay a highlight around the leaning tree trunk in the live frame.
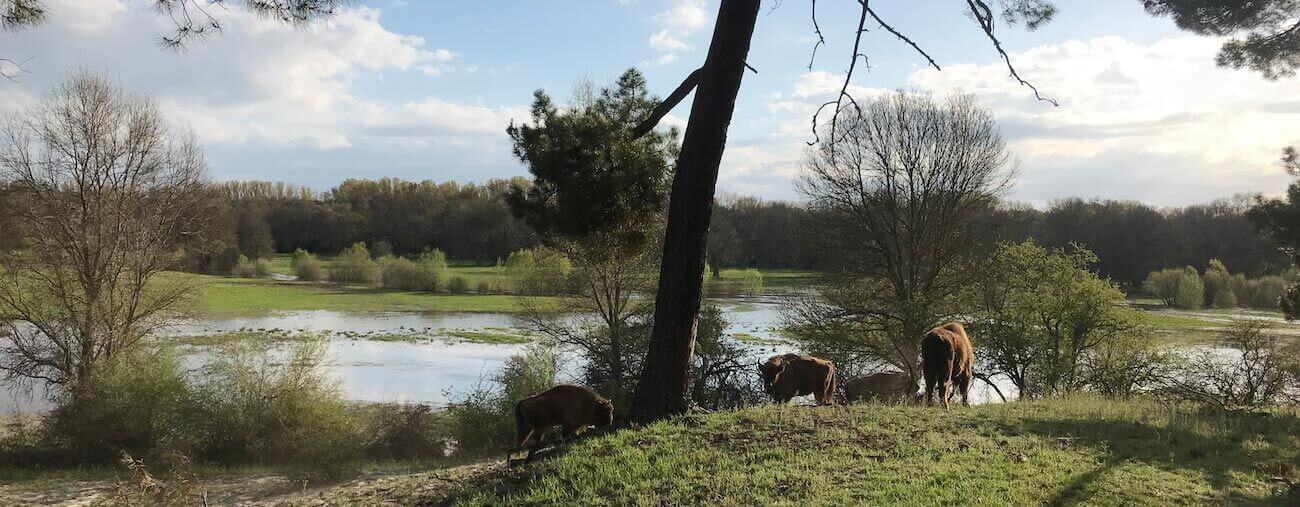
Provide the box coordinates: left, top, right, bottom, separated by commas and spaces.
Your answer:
631, 0, 760, 424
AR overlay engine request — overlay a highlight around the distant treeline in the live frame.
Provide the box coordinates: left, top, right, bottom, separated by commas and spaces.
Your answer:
214, 178, 537, 264
2, 179, 1281, 285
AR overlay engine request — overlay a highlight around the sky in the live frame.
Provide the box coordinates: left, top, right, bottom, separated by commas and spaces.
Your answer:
1, 0, 1297, 207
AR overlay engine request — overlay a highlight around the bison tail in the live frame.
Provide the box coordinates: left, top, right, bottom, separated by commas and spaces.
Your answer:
514, 401, 528, 445
826, 371, 837, 405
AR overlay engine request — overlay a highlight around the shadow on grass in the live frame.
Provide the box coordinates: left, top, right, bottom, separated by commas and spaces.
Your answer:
1020, 409, 1300, 505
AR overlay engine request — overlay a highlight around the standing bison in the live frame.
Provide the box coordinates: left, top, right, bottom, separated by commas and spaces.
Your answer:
510, 385, 614, 463
758, 353, 836, 405
920, 322, 974, 409
844, 371, 916, 404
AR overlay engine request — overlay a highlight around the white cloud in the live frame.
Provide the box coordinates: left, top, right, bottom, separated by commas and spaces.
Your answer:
735, 36, 1300, 206
0, 4, 523, 187
44, 0, 126, 33
647, 0, 707, 64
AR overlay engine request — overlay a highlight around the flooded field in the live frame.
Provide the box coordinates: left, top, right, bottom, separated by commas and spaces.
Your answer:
7, 296, 1273, 413
1, 297, 793, 413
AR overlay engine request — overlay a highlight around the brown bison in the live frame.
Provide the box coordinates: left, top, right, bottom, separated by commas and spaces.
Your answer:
920, 322, 974, 409
758, 353, 836, 405
844, 371, 916, 404
510, 385, 613, 463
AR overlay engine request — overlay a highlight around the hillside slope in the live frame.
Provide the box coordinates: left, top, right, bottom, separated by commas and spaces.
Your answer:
447, 397, 1298, 505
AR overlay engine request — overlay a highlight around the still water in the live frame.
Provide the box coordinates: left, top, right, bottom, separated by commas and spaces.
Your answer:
2, 298, 796, 413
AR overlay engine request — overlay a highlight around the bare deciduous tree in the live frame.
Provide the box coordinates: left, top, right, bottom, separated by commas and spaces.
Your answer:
791, 92, 1014, 381
0, 71, 214, 389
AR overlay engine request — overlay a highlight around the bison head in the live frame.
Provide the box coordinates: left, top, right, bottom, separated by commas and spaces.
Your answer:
758, 359, 785, 395
594, 398, 614, 428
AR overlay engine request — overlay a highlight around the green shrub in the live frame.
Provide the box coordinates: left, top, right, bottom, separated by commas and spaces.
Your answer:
1240, 275, 1285, 309
360, 403, 449, 461
506, 247, 572, 295
292, 250, 326, 282
704, 268, 764, 297
41, 347, 200, 466
193, 340, 361, 479
1145, 266, 1204, 309
253, 258, 273, 278
330, 242, 380, 285
445, 346, 558, 456
1173, 267, 1204, 309
448, 276, 470, 294
476, 281, 492, 294
231, 254, 258, 278
379, 256, 438, 291
1202, 259, 1238, 308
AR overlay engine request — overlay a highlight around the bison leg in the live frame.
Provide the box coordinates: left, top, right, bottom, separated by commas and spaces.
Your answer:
939, 380, 952, 410
956, 373, 972, 407
923, 374, 936, 407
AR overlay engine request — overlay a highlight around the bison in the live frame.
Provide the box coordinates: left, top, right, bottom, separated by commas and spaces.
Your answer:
844, 371, 916, 404
920, 322, 974, 409
758, 353, 836, 405
510, 384, 613, 463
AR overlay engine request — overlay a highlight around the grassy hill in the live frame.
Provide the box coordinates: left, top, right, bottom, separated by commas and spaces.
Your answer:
449, 397, 1298, 505
4, 397, 1297, 505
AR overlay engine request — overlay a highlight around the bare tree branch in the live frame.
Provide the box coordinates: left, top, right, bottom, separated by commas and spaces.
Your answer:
630, 67, 701, 140
863, 2, 941, 71
964, 0, 1058, 105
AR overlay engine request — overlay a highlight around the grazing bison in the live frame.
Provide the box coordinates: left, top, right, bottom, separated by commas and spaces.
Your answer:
920, 322, 974, 409
510, 385, 613, 463
844, 371, 916, 404
758, 354, 836, 405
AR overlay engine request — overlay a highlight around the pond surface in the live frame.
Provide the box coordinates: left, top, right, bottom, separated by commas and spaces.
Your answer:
1, 298, 792, 413
0, 296, 1134, 413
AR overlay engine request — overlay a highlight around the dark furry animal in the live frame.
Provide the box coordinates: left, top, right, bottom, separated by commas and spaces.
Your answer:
920, 322, 974, 409
758, 354, 836, 405
844, 371, 916, 403
510, 385, 613, 463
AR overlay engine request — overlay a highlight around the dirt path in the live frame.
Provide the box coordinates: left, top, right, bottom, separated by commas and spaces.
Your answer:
0, 461, 505, 506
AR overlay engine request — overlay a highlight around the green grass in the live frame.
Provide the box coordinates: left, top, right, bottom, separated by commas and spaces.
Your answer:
458, 397, 1300, 505
182, 274, 562, 317
442, 328, 534, 344
719, 268, 822, 289
1143, 312, 1225, 329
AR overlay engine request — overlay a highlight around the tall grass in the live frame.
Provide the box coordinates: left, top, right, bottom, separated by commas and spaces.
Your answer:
704, 268, 764, 296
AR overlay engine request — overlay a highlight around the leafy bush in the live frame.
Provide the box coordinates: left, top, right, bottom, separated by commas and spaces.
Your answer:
506, 247, 572, 295
1169, 319, 1300, 408
379, 256, 444, 291
291, 249, 326, 282
1202, 259, 1237, 308
193, 340, 361, 479
330, 242, 380, 285
1174, 270, 1205, 309
419, 248, 450, 291
967, 241, 1160, 398
231, 255, 258, 278
704, 268, 764, 297
448, 276, 470, 294
360, 403, 449, 461
254, 258, 272, 278
40, 347, 200, 466
476, 281, 493, 294
444, 346, 559, 456
1239, 275, 1285, 309
1144, 266, 1204, 309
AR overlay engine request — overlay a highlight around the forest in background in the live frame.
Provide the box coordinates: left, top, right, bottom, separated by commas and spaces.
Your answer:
3, 177, 1275, 288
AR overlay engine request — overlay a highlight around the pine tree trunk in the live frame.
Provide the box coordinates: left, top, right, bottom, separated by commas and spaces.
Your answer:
631, 0, 760, 423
